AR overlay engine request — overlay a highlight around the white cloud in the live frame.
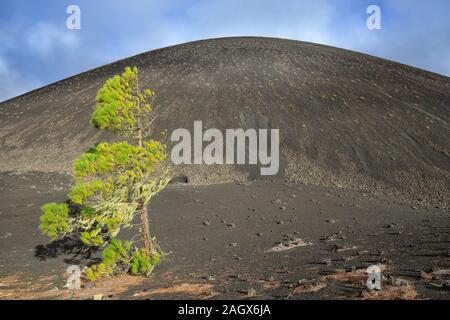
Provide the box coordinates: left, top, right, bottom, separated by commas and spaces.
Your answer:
25, 22, 79, 57
0, 21, 80, 101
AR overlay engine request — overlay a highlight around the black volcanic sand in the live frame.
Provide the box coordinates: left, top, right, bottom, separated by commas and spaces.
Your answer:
1, 171, 449, 300
0, 37, 449, 207
0, 37, 449, 300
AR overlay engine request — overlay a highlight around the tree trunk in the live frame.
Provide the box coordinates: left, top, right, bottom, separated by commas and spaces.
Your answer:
141, 205, 151, 251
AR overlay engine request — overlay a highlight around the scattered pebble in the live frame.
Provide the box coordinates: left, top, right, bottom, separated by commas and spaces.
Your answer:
389, 276, 408, 287
247, 288, 257, 297
0, 232, 12, 240
346, 265, 357, 272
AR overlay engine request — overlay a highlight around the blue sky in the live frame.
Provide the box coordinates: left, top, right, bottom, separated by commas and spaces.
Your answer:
0, 0, 449, 102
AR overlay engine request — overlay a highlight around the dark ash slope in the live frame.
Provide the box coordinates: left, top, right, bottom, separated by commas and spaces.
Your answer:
0, 37, 449, 206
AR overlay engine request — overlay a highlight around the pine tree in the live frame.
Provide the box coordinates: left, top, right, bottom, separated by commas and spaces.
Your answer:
39, 67, 171, 279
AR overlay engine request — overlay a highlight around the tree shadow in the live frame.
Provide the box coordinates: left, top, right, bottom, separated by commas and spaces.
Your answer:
34, 200, 103, 265
34, 236, 100, 265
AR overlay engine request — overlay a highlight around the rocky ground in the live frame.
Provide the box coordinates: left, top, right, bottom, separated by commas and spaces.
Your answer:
0, 171, 449, 300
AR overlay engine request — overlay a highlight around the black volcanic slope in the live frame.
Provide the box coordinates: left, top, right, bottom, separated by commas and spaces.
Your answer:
0, 37, 449, 206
